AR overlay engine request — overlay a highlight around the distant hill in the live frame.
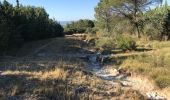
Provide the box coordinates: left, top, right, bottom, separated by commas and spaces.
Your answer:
59, 21, 72, 26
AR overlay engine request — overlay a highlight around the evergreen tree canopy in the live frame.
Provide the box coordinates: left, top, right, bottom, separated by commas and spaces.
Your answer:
64, 19, 95, 34
95, 0, 163, 37
0, 0, 64, 54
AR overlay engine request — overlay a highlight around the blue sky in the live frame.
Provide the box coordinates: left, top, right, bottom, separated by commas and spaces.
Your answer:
1, 0, 169, 21
1, 0, 99, 21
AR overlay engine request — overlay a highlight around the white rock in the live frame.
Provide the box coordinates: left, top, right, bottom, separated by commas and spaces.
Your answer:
146, 92, 166, 100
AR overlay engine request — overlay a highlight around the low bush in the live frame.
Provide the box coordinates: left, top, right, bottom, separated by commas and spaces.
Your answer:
95, 37, 115, 51
94, 35, 137, 52
116, 35, 136, 51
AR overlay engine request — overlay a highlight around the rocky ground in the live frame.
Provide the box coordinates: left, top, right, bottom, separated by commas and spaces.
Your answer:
85, 53, 167, 100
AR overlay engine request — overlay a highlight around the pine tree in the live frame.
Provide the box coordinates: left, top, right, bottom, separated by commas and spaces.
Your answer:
163, 10, 170, 40
16, 0, 19, 8
95, 0, 163, 38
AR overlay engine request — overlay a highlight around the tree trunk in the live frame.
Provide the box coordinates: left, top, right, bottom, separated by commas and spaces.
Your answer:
104, 12, 110, 34
135, 23, 141, 38
134, 0, 141, 38
168, 33, 170, 40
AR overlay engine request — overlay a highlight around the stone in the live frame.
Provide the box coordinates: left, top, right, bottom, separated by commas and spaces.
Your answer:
146, 92, 166, 100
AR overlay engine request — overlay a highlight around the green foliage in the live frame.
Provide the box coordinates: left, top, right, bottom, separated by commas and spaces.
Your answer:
0, 0, 23, 52
162, 10, 170, 40
116, 35, 136, 51
95, 37, 115, 50
95, 35, 136, 51
95, 0, 162, 37
0, 0, 64, 54
64, 19, 94, 34
143, 5, 170, 40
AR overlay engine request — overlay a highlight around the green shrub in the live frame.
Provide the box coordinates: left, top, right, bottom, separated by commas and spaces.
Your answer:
116, 35, 136, 51
95, 37, 115, 50
86, 28, 98, 34
64, 19, 95, 34
95, 35, 136, 51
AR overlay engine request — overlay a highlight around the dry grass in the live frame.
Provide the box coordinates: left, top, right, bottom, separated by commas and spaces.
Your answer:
120, 42, 170, 89
39, 68, 67, 80
0, 37, 93, 99
0, 58, 146, 99
137, 40, 170, 49
0, 37, 149, 99
0, 58, 113, 99
120, 89, 147, 100
1, 68, 67, 81
0, 59, 78, 99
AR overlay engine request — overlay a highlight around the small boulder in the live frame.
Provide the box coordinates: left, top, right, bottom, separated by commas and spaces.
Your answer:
146, 92, 166, 100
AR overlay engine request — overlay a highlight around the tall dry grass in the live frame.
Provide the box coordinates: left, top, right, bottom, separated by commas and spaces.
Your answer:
121, 45, 170, 88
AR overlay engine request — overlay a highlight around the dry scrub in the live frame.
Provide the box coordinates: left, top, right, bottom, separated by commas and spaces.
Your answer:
121, 42, 170, 89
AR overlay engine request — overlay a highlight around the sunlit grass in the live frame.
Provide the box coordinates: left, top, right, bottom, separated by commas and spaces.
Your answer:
137, 40, 170, 49
1, 68, 67, 80
120, 44, 170, 88
0, 58, 116, 99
